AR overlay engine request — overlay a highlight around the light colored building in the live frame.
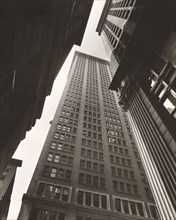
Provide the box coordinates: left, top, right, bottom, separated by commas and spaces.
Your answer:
18, 51, 158, 220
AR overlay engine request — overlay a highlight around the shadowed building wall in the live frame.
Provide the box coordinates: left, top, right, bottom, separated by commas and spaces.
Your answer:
0, 0, 93, 178
96, 1, 176, 219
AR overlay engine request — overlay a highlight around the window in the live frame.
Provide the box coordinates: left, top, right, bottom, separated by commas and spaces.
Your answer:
62, 188, 69, 201
54, 155, 60, 163
49, 212, 57, 220
51, 168, 57, 178
47, 153, 53, 162
115, 198, 121, 212
101, 195, 107, 209
130, 201, 137, 215
42, 165, 50, 177
51, 142, 56, 149
45, 185, 53, 199
58, 169, 64, 178
93, 194, 99, 207
39, 210, 48, 220
137, 203, 145, 216
54, 132, 59, 139
78, 191, 84, 204
54, 186, 61, 200
57, 143, 63, 151
85, 192, 91, 206
36, 183, 45, 196
122, 200, 129, 214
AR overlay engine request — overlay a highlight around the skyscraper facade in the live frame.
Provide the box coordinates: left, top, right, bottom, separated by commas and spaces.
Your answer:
96, 1, 176, 219
18, 52, 159, 220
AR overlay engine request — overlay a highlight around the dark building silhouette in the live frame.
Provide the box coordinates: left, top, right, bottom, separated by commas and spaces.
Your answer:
0, 159, 22, 220
18, 52, 159, 220
96, 0, 176, 219
0, 0, 93, 178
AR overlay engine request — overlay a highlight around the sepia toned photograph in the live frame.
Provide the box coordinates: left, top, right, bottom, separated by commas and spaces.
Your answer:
0, 0, 175, 220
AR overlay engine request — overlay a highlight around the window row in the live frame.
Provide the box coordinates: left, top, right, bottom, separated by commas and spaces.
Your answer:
79, 173, 105, 188
114, 195, 159, 218
107, 129, 124, 137
114, 196, 145, 216
54, 132, 76, 143
51, 142, 75, 153
59, 116, 78, 126
105, 116, 121, 123
42, 165, 71, 181
82, 130, 102, 140
84, 111, 100, 118
80, 160, 105, 173
57, 124, 77, 134
65, 95, 81, 101
84, 105, 100, 112
82, 138, 103, 149
61, 110, 79, 118
113, 180, 138, 195
110, 155, 131, 166
81, 148, 104, 160
111, 0, 135, 8
109, 9, 131, 19
47, 153, 73, 166
106, 122, 122, 130
64, 99, 80, 107
62, 105, 80, 113
36, 182, 71, 202
84, 116, 101, 125
29, 208, 65, 220
108, 136, 126, 146
84, 100, 100, 107
111, 166, 135, 180
104, 110, 119, 118
77, 189, 108, 209
105, 20, 122, 38
83, 122, 101, 132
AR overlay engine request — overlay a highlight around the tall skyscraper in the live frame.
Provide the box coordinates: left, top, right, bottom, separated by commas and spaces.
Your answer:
18, 52, 159, 220
0, 0, 93, 179
96, 1, 176, 219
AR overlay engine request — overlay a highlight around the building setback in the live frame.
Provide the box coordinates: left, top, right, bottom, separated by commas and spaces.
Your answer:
0, 159, 22, 220
18, 51, 159, 220
0, 0, 93, 178
96, 0, 176, 219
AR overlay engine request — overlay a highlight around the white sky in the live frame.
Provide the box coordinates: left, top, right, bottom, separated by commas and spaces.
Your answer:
8, 1, 107, 219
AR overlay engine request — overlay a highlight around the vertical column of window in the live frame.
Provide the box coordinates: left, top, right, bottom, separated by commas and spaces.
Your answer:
96, 61, 116, 199
70, 55, 88, 190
